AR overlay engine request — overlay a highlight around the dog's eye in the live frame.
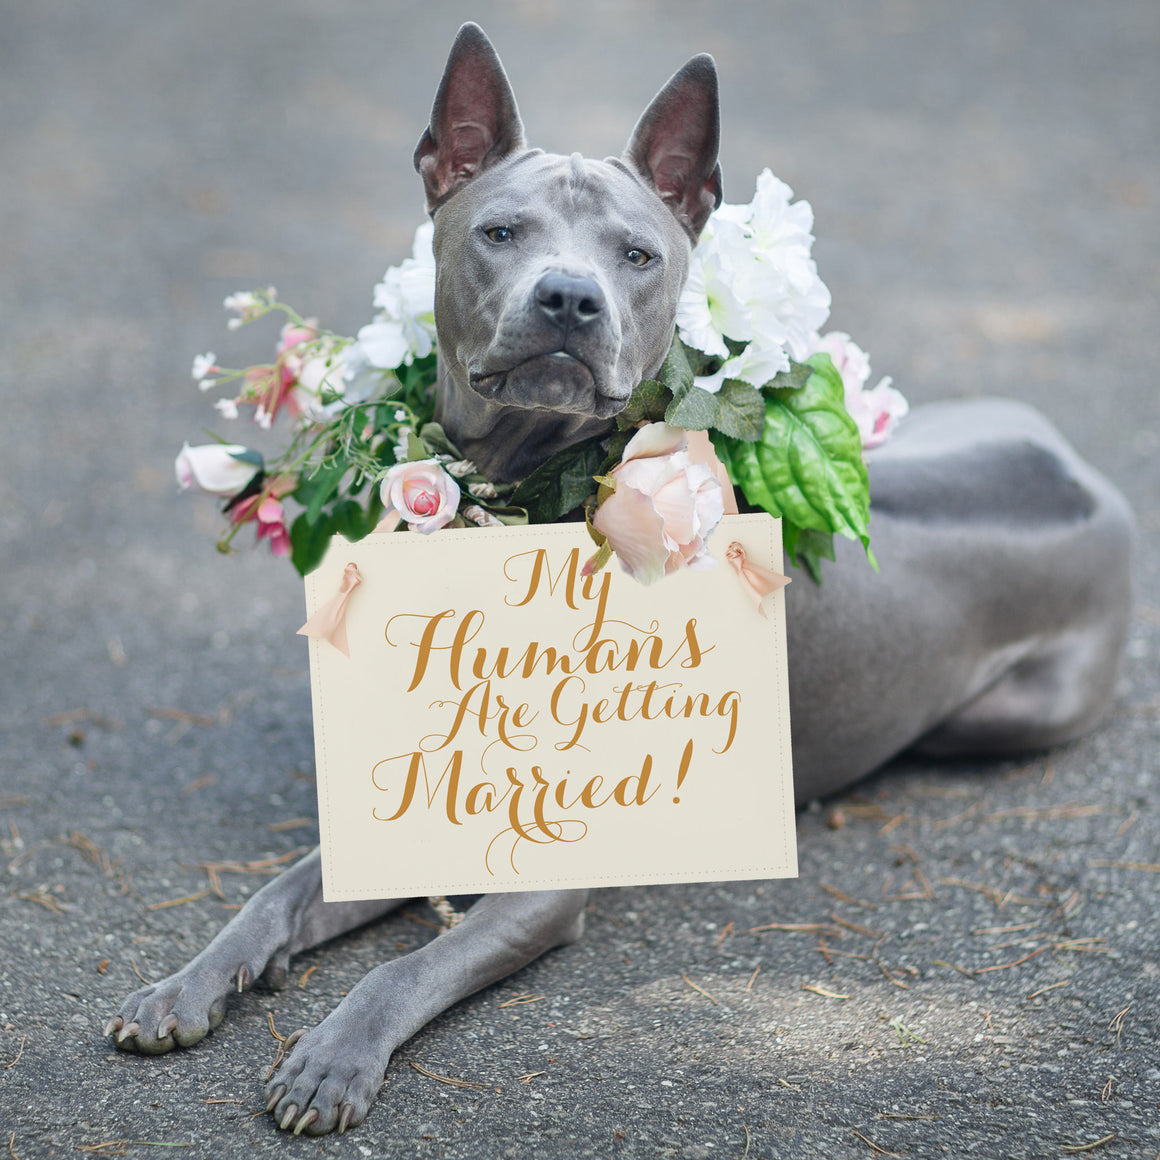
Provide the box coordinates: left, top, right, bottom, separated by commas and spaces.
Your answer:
625, 247, 652, 267
484, 226, 514, 243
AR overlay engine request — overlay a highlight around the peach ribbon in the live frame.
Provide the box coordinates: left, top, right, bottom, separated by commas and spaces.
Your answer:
297, 561, 363, 657
726, 541, 790, 616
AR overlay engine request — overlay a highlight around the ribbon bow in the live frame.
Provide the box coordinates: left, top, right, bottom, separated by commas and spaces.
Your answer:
297, 561, 363, 657
726, 541, 789, 616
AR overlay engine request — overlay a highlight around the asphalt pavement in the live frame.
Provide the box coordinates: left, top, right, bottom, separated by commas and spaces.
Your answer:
1, 2, 1158, 1157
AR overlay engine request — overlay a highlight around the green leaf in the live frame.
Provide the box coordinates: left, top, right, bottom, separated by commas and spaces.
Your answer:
664, 384, 721, 430
297, 462, 346, 524
417, 422, 462, 459
405, 431, 428, 462
510, 438, 604, 523
226, 448, 264, 470
616, 377, 670, 430
657, 334, 696, 404
331, 490, 385, 543
289, 512, 335, 577
331, 499, 366, 541
763, 362, 813, 393
597, 428, 633, 475
707, 378, 765, 441
717, 356, 871, 568
785, 523, 837, 584
677, 339, 719, 377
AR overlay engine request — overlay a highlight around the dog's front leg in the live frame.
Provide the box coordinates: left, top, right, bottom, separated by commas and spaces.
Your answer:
105, 848, 403, 1054
265, 887, 588, 1136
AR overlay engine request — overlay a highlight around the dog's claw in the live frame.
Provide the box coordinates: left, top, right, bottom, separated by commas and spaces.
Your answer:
103, 1017, 123, 1039
236, 966, 250, 993
265, 1085, 286, 1113
283, 1027, 305, 1051
157, 1014, 177, 1040
279, 1104, 299, 1131
293, 1109, 319, 1136
116, 1021, 139, 1043
338, 1105, 353, 1135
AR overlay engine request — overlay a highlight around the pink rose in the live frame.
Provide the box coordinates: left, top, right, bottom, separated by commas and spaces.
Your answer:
592, 423, 724, 585
175, 443, 261, 496
380, 459, 461, 533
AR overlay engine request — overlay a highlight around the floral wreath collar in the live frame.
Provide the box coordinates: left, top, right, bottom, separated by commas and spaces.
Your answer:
178, 169, 907, 585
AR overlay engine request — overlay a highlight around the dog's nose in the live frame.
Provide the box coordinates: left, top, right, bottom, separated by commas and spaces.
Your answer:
534, 272, 606, 331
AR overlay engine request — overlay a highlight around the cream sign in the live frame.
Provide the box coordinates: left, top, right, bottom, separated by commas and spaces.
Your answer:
304, 513, 797, 900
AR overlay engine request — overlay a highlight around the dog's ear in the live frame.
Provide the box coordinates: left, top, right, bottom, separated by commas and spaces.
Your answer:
414, 23, 526, 212
623, 54, 723, 240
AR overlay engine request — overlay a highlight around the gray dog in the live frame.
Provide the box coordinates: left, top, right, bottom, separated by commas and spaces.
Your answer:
105, 24, 1134, 1136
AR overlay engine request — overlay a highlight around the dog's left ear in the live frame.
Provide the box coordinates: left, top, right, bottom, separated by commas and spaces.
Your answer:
414, 23, 526, 213
624, 54, 723, 241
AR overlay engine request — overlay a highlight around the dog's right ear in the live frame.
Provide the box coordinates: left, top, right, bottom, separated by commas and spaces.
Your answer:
624, 54, 723, 241
414, 23, 526, 213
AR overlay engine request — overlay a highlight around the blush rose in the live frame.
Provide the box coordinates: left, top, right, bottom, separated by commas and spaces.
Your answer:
380, 459, 461, 533
592, 423, 725, 585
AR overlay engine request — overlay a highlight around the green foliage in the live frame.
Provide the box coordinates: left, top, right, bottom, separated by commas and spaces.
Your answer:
616, 377, 669, 430
207, 305, 875, 584
510, 438, 606, 524
712, 354, 873, 580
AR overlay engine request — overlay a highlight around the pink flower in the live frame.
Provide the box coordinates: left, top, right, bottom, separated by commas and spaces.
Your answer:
277, 321, 319, 391
380, 460, 461, 533
591, 423, 725, 585
811, 331, 871, 392
253, 497, 291, 556
809, 331, 909, 449
227, 475, 296, 557
844, 378, 910, 450
175, 443, 261, 496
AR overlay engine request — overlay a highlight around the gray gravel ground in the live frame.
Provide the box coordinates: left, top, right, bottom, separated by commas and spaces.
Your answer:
2, 2, 1158, 1157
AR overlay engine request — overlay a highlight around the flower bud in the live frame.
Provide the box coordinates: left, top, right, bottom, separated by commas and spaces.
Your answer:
175, 443, 261, 497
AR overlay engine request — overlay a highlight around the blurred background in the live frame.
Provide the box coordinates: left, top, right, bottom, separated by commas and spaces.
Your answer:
2, 2, 1157, 1156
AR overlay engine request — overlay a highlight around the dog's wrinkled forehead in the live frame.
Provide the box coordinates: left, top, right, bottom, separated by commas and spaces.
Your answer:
431, 150, 686, 258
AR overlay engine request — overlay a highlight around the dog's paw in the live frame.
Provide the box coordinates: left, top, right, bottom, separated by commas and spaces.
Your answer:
103, 956, 269, 1054
264, 1017, 387, 1135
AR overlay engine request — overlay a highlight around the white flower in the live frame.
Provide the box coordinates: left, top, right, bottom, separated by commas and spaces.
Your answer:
809, 331, 909, 449
223, 291, 260, 313
175, 443, 260, 496
191, 352, 218, 382
223, 288, 275, 329
677, 169, 831, 393
213, 397, 239, 420
340, 341, 389, 404
353, 222, 437, 370
445, 459, 477, 478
